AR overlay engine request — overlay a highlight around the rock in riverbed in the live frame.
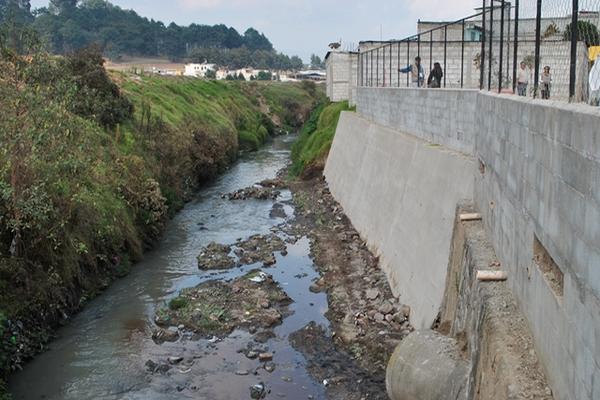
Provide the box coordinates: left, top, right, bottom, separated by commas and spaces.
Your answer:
197, 234, 287, 270
224, 185, 280, 200
154, 270, 292, 337
197, 242, 236, 270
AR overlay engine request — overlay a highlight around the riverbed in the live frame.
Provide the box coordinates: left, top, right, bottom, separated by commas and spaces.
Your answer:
9, 135, 330, 399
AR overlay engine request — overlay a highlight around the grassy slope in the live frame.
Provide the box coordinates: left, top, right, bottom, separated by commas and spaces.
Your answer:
290, 101, 354, 176
117, 75, 317, 150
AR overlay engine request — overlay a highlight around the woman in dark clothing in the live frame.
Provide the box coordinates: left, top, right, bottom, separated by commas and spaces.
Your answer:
427, 62, 443, 88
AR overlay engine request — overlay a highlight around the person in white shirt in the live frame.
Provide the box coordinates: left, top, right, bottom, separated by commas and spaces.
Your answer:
517, 62, 529, 96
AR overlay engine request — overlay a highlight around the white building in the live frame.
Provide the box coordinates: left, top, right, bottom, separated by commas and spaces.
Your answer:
184, 62, 216, 78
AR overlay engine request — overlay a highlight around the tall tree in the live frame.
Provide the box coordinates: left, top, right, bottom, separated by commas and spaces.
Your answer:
563, 20, 600, 47
0, 0, 33, 24
310, 54, 324, 69
243, 28, 272, 51
49, 0, 78, 14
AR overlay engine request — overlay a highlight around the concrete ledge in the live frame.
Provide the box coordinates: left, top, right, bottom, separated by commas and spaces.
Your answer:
439, 204, 553, 399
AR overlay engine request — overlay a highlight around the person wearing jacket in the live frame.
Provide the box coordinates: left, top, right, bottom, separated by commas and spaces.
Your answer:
427, 62, 443, 88
399, 56, 425, 87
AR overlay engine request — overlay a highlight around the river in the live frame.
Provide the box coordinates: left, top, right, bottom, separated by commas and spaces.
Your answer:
9, 135, 330, 400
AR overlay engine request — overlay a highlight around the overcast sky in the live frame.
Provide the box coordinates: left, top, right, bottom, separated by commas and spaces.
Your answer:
30, 0, 481, 62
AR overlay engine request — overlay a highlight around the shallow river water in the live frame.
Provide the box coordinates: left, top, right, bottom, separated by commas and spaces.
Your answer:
9, 135, 330, 400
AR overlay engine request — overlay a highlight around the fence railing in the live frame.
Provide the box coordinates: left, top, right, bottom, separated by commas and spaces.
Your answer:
358, 0, 600, 104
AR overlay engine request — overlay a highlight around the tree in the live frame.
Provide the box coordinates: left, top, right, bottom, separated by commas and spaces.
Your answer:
204, 69, 216, 79
289, 55, 303, 70
0, 0, 33, 25
4, 0, 305, 69
310, 54, 324, 69
237, 72, 245, 81
256, 70, 271, 80
563, 20, 600, 47
243, 28, 272, 51
49, 0, 78, 14
63, 45, 133, 128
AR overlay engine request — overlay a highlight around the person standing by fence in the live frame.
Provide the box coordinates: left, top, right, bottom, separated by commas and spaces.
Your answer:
399, 56, 425, 88
517, 62, 530, 96
427, 62, 443, 88
540, 66, 552, 100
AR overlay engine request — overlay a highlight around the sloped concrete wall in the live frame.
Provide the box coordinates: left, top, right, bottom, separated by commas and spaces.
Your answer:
332, 86, 600, 399
324, 112, 474, 329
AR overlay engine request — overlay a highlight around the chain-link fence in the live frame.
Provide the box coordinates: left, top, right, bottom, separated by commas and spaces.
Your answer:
358, 0, 600, 104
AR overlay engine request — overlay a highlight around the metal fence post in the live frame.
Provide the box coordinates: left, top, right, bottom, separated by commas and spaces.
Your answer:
397, 42, 401, 87
498, 0, 505, 92
383, 45, 386, 87
407, 40, 410, 87
389, 43, 392, 87
513, 0, 519, 92
369, 50, 373, 87
358, 52, 362, 87
488, 0, 493, 90
444, 25, 448, 88
481, 0, 487, 89
533, 0, 542, 98
376, 47, 380, 87
430, 31, 433, 73
461, 19, 465, 88
569, 0, 579, 100
506, 3, 511, 82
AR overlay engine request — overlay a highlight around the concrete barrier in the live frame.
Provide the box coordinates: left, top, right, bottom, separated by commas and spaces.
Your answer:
324, 112, 474, 329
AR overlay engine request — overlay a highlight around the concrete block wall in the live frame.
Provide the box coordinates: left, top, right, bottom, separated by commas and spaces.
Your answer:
325, 51, 358, 103
474, 93, 600, 400
347, 85, 600, 399
357, 87, 477, 154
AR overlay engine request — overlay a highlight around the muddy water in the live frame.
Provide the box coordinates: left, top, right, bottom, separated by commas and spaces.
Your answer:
9, 135, 329, 400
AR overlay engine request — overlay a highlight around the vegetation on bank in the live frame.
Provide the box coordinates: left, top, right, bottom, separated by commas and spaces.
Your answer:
0, 34, 319, 393
291, 101, 354, 177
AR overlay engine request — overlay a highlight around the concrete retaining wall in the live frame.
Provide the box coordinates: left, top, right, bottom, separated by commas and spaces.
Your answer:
329, 86, 600, 399
474, 93, 600, 400
324, 112, 474, 329
356, 87, 478, 154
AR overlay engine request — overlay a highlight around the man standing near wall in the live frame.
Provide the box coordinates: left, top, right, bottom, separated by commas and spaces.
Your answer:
399, 56, 425, 87
517, 62, 530, 96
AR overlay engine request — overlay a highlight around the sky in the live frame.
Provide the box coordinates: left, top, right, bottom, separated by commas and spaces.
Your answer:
29, 0, 481, 62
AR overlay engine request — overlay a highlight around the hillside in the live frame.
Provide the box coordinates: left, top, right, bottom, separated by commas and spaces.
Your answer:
0, 0, 304, 69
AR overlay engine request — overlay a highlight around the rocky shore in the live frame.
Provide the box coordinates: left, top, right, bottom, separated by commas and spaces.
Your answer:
146, 170, 411, 399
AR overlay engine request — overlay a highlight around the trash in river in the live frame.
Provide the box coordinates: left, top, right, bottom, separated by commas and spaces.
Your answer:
249, 271, 268, 283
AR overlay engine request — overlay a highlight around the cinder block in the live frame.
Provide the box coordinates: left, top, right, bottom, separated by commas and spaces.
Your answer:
558, 145, 591, 195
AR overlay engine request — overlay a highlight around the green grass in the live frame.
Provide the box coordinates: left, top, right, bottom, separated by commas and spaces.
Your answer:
116, 75, 319, 151
290, 101, 354, 176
